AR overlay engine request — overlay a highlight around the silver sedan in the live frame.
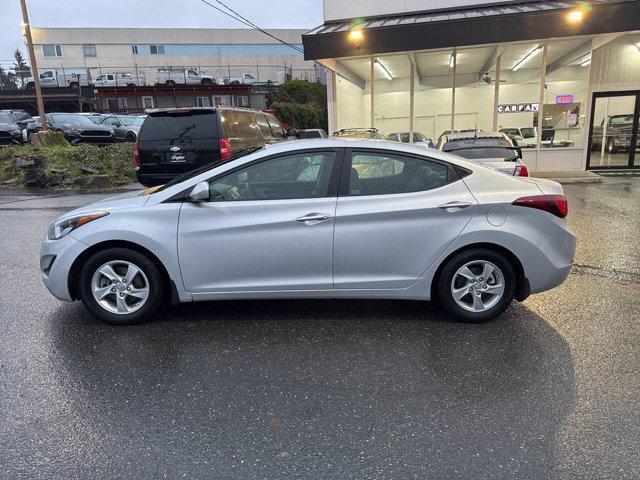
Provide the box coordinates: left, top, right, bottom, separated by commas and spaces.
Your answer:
40, 139, 575, 325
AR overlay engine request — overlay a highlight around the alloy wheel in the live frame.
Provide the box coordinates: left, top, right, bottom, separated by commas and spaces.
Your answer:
91, 260, 150, 315
450, 260, 505, 313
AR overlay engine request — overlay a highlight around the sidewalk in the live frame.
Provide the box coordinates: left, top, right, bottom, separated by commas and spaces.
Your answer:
531, 171, 603, 184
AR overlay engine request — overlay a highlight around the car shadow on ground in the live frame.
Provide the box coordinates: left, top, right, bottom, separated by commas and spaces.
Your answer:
42, 298, 576, 478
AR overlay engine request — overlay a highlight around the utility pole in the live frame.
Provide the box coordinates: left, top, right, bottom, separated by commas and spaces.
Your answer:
19, 0, 47, 130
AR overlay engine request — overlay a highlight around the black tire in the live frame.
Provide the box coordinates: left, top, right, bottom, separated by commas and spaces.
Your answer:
607, 137, 616, 154
69, 82, 78, 89
26, 82, 35, 89
77, 248, 165, 325
436, 248, 516, 323
125, 132, 136, 142
165, 80, 176, 86
201, 78, 212, 85
126, 83, 136, 87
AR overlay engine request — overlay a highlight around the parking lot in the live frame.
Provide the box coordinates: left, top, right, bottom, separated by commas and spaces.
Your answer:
1, 177, 639, 479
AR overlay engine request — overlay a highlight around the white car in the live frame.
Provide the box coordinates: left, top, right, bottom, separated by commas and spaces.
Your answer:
41, 140, 575, 325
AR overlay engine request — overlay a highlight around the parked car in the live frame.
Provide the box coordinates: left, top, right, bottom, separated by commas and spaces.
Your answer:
590, 114, 639, 153
93, 72, 145, 87
499, 127, 555, 148
135, 107, 293, 186
27, 113, 116, 145
156, 68, 214, 86
386, 131, 435, 147
216, 73, 256, 85
437, 129, 480, 145
40, 139, 575, 325
1, 109, 33, 131
25, 69, 90, 89
100, 114, 146, 141
332, 128, 386, 140
438, 131, 529, 177
296, 128, 328, 139
0, 112, 23, 146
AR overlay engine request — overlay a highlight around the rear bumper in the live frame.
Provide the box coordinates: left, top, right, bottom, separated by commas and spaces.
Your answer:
523, 219, 576, 294
136, 171, 178, 187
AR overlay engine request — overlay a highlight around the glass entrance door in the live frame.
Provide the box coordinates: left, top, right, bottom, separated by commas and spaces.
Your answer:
587, 92, 640, 169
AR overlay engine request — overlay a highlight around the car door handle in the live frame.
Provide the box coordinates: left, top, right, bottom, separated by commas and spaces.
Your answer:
295, 213, 332, 223
437, 201, 474, 212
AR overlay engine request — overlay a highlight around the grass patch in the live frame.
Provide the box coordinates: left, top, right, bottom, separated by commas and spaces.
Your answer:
0, 143, 136, 186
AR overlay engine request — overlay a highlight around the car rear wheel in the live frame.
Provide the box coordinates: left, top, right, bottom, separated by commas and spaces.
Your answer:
165, 80, 176, 86
78, 248, 164, 325
125, 132, 136, 142
436, 248, 516, 323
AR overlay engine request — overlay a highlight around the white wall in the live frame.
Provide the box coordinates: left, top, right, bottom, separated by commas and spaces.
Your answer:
324, 0, 517, 22
335, 75, 369, 132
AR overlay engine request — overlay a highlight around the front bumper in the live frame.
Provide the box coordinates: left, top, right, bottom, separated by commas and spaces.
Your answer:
40, 233, 88, 301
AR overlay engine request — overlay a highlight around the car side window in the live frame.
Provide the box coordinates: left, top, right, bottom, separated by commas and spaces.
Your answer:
266, 115, 285, 139
105, 117, 120, 126
254, 113, 273, 139
209, 152, 336, 201
346, 151, 449, 196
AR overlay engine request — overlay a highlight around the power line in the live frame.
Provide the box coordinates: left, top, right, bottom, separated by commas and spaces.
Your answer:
198, 0, 304, 54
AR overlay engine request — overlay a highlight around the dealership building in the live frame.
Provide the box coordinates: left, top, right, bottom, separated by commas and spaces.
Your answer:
303, 0, 640, 172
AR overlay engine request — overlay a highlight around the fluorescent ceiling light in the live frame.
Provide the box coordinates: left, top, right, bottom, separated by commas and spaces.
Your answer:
580, 58, 591, 67
512, 45, 543, 71
449, 52, 456, 69
636, 42, 640, 52
374, 59, 393, 80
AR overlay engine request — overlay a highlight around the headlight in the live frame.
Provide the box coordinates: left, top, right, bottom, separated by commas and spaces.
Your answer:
47, 211, 109, 240
65, 128, 82, 136
11, 129, 21, 136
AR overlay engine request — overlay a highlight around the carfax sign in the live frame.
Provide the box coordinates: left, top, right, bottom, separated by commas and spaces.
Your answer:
497, 103, 540, 113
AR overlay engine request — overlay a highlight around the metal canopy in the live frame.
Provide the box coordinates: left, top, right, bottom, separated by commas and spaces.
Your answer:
302, 0, 640, 60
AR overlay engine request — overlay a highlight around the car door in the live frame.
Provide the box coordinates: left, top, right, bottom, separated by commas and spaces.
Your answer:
103, 116, 123, 139
333, 149, 478, 289
177, 148, 341, 296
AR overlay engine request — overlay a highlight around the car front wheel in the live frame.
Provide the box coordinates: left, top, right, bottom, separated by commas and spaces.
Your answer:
436, 248, 516, 323
78, 248, 164, 325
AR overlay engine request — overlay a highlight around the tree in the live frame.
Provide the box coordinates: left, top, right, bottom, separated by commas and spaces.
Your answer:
0, 66, 18, 90
266, 79, 328, 130
13, 49, 30, 88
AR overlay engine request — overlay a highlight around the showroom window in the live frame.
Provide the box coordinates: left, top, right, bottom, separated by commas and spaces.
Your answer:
142, 96, 154, 109
196, 96, 210, 107
42, 44, 63, 57
209, 152, 336, 201
347, 152, 449, 196
83, 44, 97, 57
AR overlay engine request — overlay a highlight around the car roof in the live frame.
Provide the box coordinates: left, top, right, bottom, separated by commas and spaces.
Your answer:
444, 131, 509, 141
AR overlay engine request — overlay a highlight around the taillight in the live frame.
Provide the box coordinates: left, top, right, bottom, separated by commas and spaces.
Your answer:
219, 138, 232, 161
133, 140, 141, 168
512, 195, 568, 218
515, 164, 529, 177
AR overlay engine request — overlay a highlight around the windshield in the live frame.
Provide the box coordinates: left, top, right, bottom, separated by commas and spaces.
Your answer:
0, 113, 14, 124
520, 128, 536, 139
49, 114, 95, 126
154, 147, 263, 193
120, 116, 145, 126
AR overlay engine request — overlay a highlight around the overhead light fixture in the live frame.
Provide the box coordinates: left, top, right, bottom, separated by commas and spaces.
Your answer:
567, 9, 584, 24
349, 29, 363, 42
512, 45, 543, 71
374, 59, 393, 80
580, 57, 591, 67
449, 52, 456, 69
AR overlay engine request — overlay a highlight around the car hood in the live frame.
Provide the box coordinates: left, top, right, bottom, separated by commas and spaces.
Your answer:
64, 191, 149, 217
56, 122, 113, 132
0, 123, 19, 131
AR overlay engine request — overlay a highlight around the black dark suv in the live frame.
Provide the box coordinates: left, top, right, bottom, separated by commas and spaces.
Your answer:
135, 107, 293, 187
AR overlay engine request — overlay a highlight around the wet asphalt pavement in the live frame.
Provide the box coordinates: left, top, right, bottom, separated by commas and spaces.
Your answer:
1, 178, 639, 479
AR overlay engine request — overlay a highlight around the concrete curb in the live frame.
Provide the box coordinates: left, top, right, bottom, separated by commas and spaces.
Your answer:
531, 171, 603, 184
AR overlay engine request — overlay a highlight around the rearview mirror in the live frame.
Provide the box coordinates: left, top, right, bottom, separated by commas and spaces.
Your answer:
189, 181, 210, 202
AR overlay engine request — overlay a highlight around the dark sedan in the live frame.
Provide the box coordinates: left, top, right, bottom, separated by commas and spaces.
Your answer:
0, 112, 23, 146
27, 113, 116, 145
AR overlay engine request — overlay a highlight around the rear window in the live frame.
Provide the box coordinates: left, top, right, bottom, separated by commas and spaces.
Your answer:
140, 111, 218, 141
443, 137, 512, 151
451, 147, 519, 161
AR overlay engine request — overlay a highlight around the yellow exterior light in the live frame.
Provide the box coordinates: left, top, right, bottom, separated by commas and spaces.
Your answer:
567, 9, 584, 23
349, 29, 363, 42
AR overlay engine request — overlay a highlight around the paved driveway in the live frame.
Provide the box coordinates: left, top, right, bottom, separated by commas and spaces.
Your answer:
1, 178, 639, 479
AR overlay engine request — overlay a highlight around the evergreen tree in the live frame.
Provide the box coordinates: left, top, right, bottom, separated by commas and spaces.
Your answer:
13, 49, 30, 88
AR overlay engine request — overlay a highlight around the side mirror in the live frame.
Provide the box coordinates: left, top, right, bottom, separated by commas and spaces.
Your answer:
515, 147, 523, 159
287, 127, 298, 138
188, 181, 210, 202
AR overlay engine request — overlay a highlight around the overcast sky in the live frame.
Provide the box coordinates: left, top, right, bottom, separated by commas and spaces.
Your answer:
0, 0, 323, 69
